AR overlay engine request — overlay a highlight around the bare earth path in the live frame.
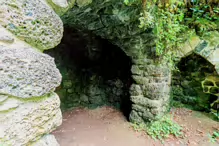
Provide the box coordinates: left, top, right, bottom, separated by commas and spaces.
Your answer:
53, 106, 219, 146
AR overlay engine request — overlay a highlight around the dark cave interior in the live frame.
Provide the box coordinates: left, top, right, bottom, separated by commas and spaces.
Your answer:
45, 27, 133, 119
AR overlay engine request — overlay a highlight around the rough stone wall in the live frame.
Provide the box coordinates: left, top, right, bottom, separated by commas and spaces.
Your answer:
176, 31, 219, 74
56, 69, 124, 109
130, 60, 171, 123
172, 54, 217, 111
174, 31, 219, 113
45, 29, 130, 111
0, 0, 64, 145
0, 93, 62, 146
62, 0, 171, 122
202, 76, 219, 97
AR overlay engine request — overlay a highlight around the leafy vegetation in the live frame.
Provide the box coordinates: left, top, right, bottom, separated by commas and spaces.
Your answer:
208, 131, 219, 143
131, 115, 183, 141
124, 0, 219, 67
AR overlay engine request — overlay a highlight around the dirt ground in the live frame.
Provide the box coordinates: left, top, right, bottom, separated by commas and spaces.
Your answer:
53, 106, 219, 146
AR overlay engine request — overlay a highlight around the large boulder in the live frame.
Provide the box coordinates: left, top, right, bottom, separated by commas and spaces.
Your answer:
0, 25, 62, 145
0, 0, 63, 51
0, 93, 62, 146
0, 46, 62, 98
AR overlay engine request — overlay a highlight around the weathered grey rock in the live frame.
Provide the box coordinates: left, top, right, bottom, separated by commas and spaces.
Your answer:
0, 93, 62, 146
130, 60, 171, 122
0, 0, 63, 51
129, 110, 144, 123
32, 134, 59, 146
0, 46, 62, 98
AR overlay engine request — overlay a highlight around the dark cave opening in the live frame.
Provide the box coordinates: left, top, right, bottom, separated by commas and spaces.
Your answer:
172, 53, 218, 111
45, 27, 133, 119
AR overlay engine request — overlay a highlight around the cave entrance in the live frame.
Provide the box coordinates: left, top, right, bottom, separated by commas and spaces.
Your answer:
45, 27, 133, 119
172, 53, 218, 111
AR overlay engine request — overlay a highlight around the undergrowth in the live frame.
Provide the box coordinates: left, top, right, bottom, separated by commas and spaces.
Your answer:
131, 115, 183, 141
208, 131, 219, 143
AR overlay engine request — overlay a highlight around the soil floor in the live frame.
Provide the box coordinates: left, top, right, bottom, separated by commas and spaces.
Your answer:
53, 106, 219, 146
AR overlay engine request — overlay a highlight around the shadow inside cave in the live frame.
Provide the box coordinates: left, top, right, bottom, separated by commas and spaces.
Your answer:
45, 27, 133, 120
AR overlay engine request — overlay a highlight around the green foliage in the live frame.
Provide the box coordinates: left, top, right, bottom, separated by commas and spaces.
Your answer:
124, 0, 219, 68
185, 2, 219, 34
138, 11, 155, 29
131, 115, 183, 141
154, 8, 186, 55
124, 0, 141, 6
208, 131, 219, 143
149, 1, 189, 68
131, 122, 147, 132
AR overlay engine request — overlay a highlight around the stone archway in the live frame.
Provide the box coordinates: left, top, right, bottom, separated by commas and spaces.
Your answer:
45, 27, 133, 119
172, 53, 218, 111
176, 31, 219, 75
0, 0, 218, 145
172, 31, 219, 113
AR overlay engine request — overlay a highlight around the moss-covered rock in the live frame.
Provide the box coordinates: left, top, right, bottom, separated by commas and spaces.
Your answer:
61, 0, 172, 122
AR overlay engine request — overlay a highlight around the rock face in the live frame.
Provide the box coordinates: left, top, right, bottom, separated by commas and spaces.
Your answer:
0, 6, 62, 145
0, 93, 62, 146
0, 0, 63, 51
130, 60, 171, 122
0, 46, 62, 98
